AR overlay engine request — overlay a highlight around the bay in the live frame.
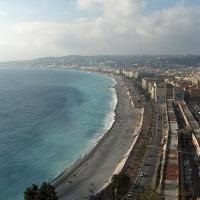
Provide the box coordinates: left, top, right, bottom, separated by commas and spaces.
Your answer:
0, 67, 116, 200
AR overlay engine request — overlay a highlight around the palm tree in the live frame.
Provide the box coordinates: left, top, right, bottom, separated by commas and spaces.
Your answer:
24, 182, 58, 200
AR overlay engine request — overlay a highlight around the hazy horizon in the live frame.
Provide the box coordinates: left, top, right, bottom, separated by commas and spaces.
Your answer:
2, 53, 200, 64
0, 0, 200, 61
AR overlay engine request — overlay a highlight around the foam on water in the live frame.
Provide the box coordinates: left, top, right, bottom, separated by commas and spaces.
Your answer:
0, 67, 117, 200
81, 74, 118, 158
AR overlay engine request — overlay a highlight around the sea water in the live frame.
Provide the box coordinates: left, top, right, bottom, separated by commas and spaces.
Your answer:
0, 67, 117, 200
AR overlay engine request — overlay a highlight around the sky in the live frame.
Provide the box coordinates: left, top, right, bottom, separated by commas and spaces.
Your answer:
0, 0, 200, 61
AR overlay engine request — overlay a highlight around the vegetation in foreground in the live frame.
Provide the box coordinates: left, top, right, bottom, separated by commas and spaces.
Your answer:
89, 172, 130, 200
138, 187, 160, 200
24, 182, 58, 200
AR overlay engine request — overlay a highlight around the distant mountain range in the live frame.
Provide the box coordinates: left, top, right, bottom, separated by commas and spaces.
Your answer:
1, 55, 200, 68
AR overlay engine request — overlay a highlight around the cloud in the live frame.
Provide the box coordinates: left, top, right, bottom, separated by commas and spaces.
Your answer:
76, 0, 103, 9
0, 0, 200, 61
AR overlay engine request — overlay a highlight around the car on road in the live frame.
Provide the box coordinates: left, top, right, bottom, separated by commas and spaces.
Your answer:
140, 172, 144, 177
184, 168, 192, 172
184, 176, 192, 181
184, 171, 192, 176
185, 167, 192, 171
184, 167, 192, 173
184, 180, 192, 186
144, 163, 151, 166
127, 192, 133, 197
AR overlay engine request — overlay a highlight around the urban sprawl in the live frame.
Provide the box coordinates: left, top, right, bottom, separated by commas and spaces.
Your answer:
3, 55, 200, 200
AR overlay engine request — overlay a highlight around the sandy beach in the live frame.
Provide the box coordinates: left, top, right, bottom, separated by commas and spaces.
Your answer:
53, 75, 142, 200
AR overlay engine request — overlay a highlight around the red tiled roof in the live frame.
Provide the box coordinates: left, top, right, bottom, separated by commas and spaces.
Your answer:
165, 164, 178, 181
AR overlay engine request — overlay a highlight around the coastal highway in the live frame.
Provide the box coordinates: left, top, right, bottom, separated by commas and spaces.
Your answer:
52, 76, 142, 200
138, 104, 163, 187
123, 102, 163, 199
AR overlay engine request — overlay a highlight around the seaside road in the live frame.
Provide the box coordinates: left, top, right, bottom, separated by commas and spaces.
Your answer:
125, 103, 163, 200
53, 76, 142, 200
138, 107, 163, 188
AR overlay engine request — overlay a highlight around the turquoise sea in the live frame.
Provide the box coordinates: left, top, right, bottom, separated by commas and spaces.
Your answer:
0, 67, 117, 200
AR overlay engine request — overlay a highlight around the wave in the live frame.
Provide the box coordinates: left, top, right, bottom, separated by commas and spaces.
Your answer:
54, 73, 118, 179
87, 76, 118, 151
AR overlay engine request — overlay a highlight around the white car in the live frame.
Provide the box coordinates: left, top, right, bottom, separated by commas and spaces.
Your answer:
127, 192, 133, 197
140, 172, 144, 177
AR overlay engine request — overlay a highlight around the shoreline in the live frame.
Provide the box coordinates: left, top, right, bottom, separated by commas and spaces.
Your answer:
52, 71, 118, 184
53, 73, 142, 200
85, 72, 118, 159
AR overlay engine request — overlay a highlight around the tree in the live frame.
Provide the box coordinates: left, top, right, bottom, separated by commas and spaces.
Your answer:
24, 184, 38, 200
111, 172, 130, 195
24, 182, 58, 200
88, 173, 131, 200
138, 187, 159, 200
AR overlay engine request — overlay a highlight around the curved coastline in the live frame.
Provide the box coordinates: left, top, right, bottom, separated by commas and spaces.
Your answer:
53, 72, 142, 200
0, 67, 119, 200
84, 73, 118, 157
52, 71, 118, 184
